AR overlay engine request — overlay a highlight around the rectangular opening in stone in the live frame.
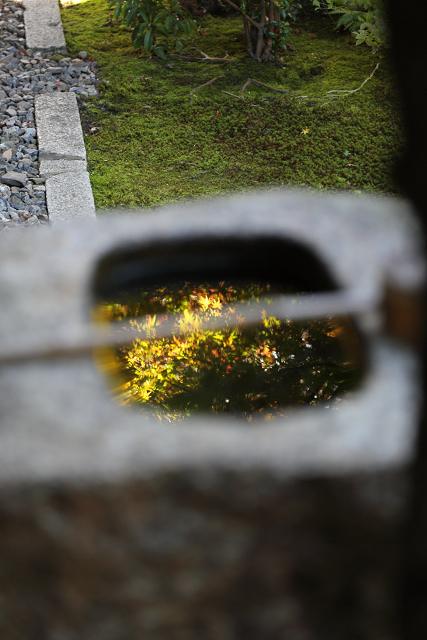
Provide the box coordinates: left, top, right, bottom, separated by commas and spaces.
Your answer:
92, 238, 366, 421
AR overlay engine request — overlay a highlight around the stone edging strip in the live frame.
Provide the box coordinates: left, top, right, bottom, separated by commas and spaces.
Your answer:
23, 0, 66, 54
25, 0, 96, 223
35, 92, 96, 222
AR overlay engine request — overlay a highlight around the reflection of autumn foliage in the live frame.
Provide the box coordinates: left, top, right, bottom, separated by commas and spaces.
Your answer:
97, 282, 363, 422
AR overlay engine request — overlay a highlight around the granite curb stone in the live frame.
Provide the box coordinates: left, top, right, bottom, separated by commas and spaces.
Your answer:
23, 0, 66, 53
46, 169, 96, 222
35, 92, 96, 221
36, 91, 87, 175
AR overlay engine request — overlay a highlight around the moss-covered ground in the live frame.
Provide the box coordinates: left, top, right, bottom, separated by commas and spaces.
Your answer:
60, 0, 405, 210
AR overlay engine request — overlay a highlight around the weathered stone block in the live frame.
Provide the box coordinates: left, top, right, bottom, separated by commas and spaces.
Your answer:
0, 191, 423, 638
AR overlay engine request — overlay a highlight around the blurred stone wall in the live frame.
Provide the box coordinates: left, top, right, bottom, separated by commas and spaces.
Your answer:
0, 469, 409, 640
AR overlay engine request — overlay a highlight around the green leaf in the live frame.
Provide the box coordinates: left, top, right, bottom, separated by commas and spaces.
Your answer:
133, 35, 144, 49
157, 10, 170, 19
125, 7, 138, 28
154, 46, 167, 60
144, 28, 154, 51
113, 2, 123, 22
181, 20, 192, 36
155, 23, 170, 37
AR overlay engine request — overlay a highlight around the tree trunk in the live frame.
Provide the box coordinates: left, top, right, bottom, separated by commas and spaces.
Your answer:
261, 0, 276, 61
254, 0, 265, 60
243, 16, 254, 58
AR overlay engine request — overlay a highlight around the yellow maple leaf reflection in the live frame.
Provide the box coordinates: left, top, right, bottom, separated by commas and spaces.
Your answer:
94, 281, 363, 421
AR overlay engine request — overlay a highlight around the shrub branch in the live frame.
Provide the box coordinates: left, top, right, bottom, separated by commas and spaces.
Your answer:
222, 0, 261, 30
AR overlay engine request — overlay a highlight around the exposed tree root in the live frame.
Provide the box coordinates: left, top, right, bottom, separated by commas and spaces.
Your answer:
173, 50, 235, 63
327, 61, 380, 95
189, 75, 225, 103
291, 62, 381, 108
189, 63, 378, 105
221, 90, 243, 99
189, 170, 212, 179
241, 78, 293, 95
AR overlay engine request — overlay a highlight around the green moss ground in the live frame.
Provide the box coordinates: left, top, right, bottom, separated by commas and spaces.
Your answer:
60, 0, 405, 210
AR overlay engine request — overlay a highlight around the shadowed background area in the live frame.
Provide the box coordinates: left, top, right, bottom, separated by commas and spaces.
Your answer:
386, 0, 427, 636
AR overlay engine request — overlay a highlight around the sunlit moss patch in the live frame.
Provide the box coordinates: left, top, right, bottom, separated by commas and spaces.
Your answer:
60, 0, 405, 209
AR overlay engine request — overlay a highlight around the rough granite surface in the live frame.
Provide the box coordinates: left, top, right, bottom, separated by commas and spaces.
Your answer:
23, 0, 66, 53
35, 92, 87, 174
46, 170, 96, 222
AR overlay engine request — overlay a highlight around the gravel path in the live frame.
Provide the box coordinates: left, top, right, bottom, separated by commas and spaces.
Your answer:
0, 0, 98, 232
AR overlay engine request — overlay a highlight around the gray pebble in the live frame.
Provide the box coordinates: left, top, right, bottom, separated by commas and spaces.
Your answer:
2, 170, 26, 186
